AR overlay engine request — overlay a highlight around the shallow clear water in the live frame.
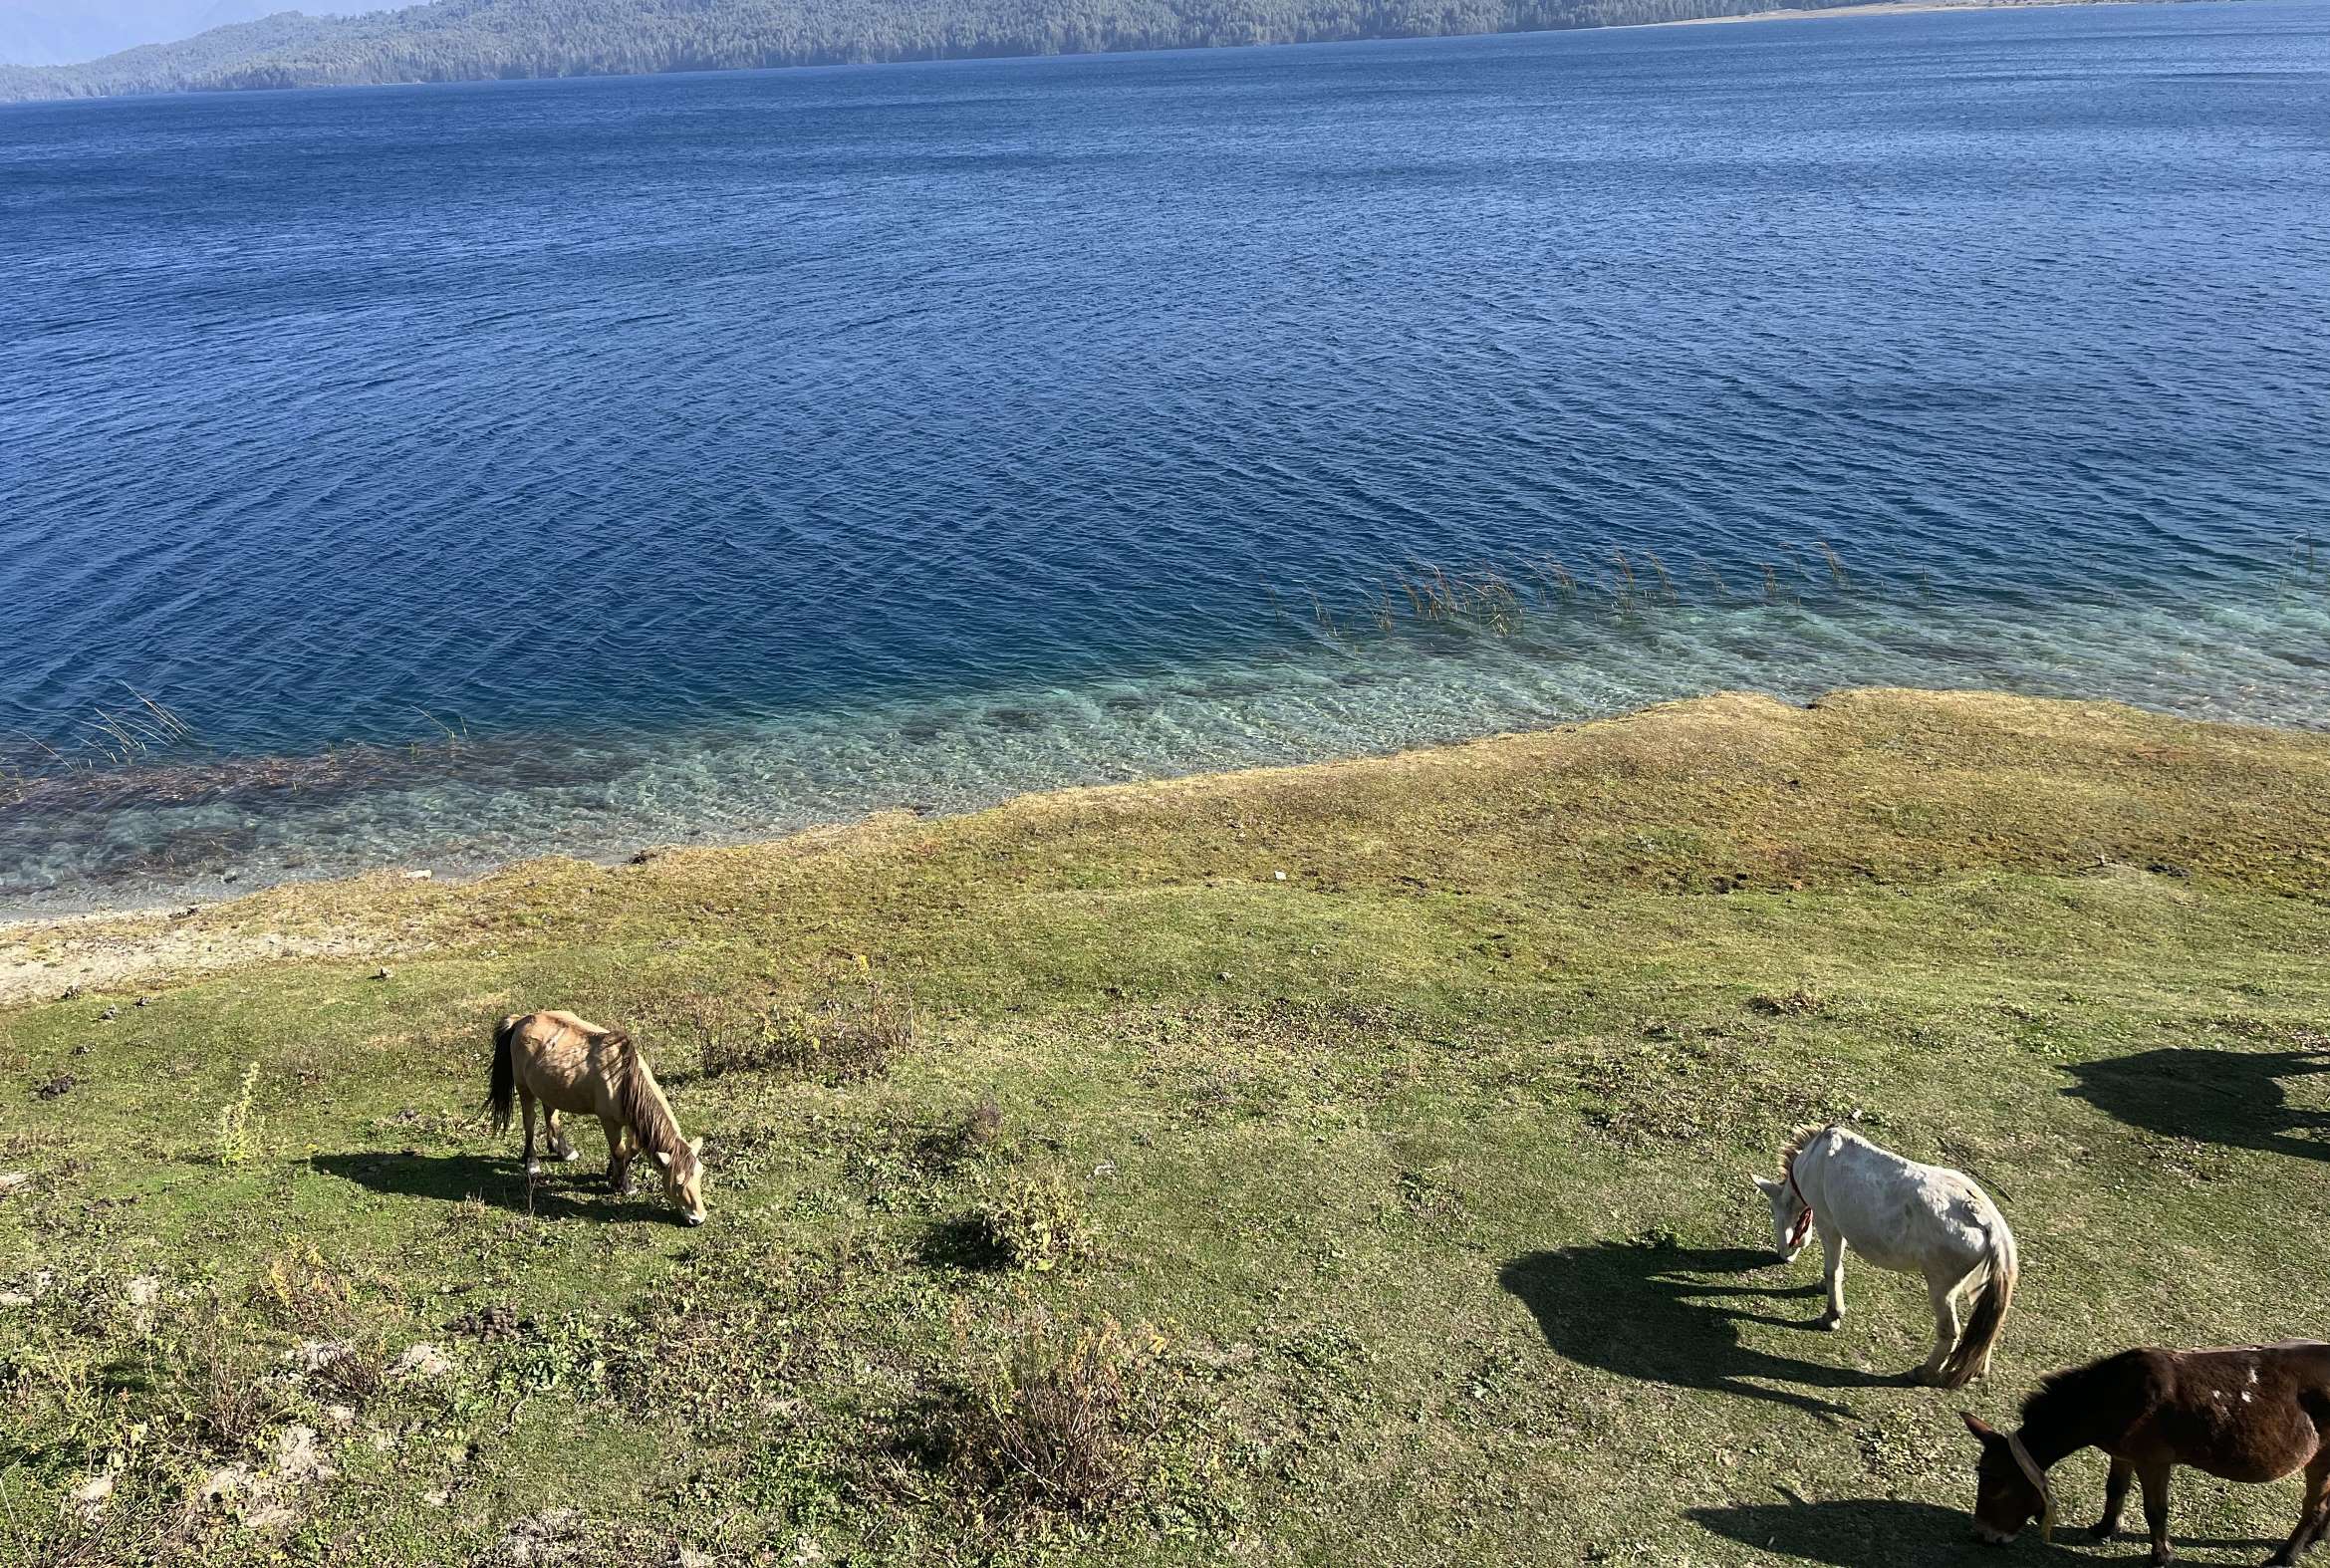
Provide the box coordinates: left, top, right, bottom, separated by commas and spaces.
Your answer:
3, 2, 2327, 914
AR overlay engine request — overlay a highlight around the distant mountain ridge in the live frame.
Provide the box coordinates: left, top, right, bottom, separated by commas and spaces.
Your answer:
0, 1, 397, 69
0, 0, 2154, 102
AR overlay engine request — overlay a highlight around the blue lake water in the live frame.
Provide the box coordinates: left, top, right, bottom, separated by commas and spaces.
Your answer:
2, 1, 2327, 914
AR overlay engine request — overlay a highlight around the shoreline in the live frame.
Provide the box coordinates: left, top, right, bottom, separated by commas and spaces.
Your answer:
6, 682, 2327, 1009
1659, 0, 2149, 27
0, 0, 2204, 105
8, 594, 2327, 932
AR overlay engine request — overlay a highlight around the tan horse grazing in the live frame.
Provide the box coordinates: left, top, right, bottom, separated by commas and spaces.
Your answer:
484, 1011, 706, 1224
1963, 1342, 2330, 1565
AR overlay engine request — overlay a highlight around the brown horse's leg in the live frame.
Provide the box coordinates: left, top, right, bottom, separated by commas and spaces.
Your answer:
2139, 1461, 2176, 1566
521, 1090, 541, 1176
545, 1110, 578, 1162
2094, 1457, 2133, 1541
2265, 1452, 2330, 1566
602, 1116, 634, 1195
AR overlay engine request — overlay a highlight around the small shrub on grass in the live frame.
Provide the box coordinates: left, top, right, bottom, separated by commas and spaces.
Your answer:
936, 1314, 1169, 1518
1748, 984, 1829, 1017
311, 1340, 388, 1408
252, 1244, 352, 1334
689, 978, 917, 1085
924, 1095, 1006, 1173
0, 1322, 120, 1475
959, 1094, 1004, 1150
969, 1166, 1092, 1273
171, 1314, 291, 1456
213, 1062, 261, 1166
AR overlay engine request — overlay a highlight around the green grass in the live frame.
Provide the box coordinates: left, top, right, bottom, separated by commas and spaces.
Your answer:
4, 688, 2329, 1565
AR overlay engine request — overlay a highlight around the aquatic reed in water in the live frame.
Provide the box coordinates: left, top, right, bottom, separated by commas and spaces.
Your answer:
82, 686, 195, 767
1266, 537, 1866, 648
1643, 552, 1680, 604
0, 689, 498, 824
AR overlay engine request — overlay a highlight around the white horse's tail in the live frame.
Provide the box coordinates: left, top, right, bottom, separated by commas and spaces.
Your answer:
1939, 1212, 2017, 1389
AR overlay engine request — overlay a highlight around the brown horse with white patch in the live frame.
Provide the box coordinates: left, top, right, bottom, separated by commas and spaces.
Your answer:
484, 1010, 706, 1224
1963, 1342, 2330, 1565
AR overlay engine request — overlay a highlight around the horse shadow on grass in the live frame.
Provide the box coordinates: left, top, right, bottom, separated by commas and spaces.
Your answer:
1499, 1242, 1903, 1420
310, 1152, 671, 1223
1691, 1490, 2282, 1565
2061, 1047, 2330, 1162
1685, 1497, 1970, 1566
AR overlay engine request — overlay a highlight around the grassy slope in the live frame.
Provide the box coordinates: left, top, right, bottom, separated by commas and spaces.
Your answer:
4, 687, 2328, 1565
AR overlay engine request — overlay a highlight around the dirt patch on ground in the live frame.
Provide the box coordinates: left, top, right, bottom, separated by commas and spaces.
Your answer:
0, 909, 399, 1009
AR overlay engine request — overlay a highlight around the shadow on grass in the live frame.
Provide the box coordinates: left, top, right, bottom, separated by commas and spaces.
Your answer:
2062, 1047, 2330, 1161
1687, 1497, 1968, 1566
1694, 1494, 2280, 1565
914, 1215, 1009, 1271
311, 1152, 669, 1223
1499, 1243, 1901, 1419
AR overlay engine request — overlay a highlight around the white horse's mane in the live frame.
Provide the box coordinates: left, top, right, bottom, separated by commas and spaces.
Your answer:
1777, 1122, 1839, 1179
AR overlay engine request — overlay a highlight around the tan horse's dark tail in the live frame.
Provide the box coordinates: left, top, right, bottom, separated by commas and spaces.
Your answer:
1941, 1216, 2018, 1389
485, 1014, 523, 1133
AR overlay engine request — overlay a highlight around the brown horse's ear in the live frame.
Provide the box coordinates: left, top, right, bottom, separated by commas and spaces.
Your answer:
1961, 1411, 2000, 1442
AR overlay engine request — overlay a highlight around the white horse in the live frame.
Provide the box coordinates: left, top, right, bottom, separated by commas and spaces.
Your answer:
1752, 1123, 2018, 1388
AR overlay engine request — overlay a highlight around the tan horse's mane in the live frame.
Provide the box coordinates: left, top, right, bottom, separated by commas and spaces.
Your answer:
607, 1032, 685, 1163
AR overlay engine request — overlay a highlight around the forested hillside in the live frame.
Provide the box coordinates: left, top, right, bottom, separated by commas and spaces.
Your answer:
0, 0, 398, 69
0, 0, 1887, 101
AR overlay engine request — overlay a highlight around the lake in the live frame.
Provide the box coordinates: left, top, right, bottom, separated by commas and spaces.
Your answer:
2, 0, 2325, 913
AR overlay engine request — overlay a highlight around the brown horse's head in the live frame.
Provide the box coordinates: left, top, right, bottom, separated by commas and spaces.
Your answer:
653, 1136, 707, 1225
1960, 1413, 2053, 1545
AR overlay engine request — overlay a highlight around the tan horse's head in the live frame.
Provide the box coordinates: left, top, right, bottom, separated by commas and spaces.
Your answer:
652, 1136, 707, 1225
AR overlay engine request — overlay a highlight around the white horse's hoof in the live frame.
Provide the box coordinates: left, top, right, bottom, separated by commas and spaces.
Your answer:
1814, 1314, 1842, 1332
524, 1161, 544, 1177
556, 1146, 580, 1163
